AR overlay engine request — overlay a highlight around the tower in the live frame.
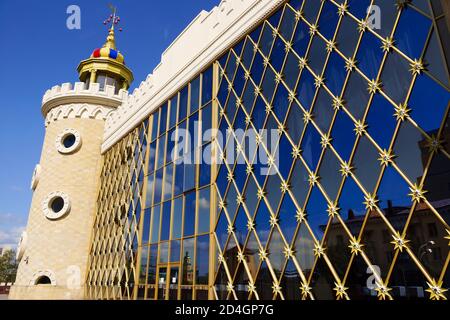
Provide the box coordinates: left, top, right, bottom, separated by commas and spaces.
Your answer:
10, 10, 133, 299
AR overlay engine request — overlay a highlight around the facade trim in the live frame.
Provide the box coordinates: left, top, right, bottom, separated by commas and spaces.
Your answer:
101, 0, 285, 152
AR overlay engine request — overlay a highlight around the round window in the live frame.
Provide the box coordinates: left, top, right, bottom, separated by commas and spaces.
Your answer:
42, 192, 71, 220
50, 196, 65, 213
62, 133, 76, 148
56, 129, 82, 154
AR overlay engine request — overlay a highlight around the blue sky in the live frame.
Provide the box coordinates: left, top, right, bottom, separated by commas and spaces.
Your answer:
0, 0, 219, 248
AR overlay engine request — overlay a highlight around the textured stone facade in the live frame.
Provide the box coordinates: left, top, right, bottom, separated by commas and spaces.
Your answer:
10, 116, 106, 299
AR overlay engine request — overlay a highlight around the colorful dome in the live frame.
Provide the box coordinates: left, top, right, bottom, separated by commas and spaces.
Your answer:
91, 47, 125, 64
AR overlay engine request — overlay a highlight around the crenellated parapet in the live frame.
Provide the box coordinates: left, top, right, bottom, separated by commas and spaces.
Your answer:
41, 82, 129, 118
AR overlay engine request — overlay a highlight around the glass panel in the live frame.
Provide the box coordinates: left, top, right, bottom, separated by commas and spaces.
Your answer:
190, 76, 200, 114
171, 197, 183, 240
150, 204, 161, 244
184, 191, 196, 237
196, 235, 210, 285
160, 201, 171, 241
159, 242, 169, 264
197, 187, 211, 234
182, 238, 195, 285
394, 6, 431, 59
170, 240, 181, 263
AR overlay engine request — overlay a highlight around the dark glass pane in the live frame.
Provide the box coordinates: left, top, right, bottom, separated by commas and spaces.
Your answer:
388, 251, 428, 299
170, 240, 181, 262
278, 194, 298, 244
318, 149, 342, 201
405, 208, 449, 281
337, 176, 366, 236
279, 5, 297, 41
270, 36, 287, 72
376, 166, 412, 232
244, 230, 261, 280
302, 0, 322, 22
324, 52, 347, 96
352, 136, 381, 193
305, 187, 329, 241
317, 0, 340, 40
330, 110, 356, 162
292, 20, 311, 57
345, 254, 376, 300
393, 120, 431, 185
254, 200, 272, 247
289, 159, 310, 208
159, 104, 168, 136
356, 31, 383, 80
268, 227, 286, 278
234, 206, 248, 247
254, 261, 274, 299
324, 220, 352, 279
307, 36, 328, 75
424, 27, 450, 88
142, 209, 151, 244
300, 124, 322, 171
216, 210, 230, 251
179, 86, 189, 121
171, 197, 183, 240
380, 52, 413, 104
394, 6, 431, 59
310, 258, 336, 300
371, 0, 399, 38
196, 235, 210, 285
365, 94, 397, 150
312, 88, 334, 133
283, 52, 300, 91
197, 187, 211, 234
408, 73, 450, 132
259, 23, 276, 57
182, 238, 195, 285
272, 83, 290, 122
335, 15, 359, 58
151, 111, 159, 142
265, 172, 283, 213
348, 0, 371, 20
160, 200, 172, 241
150, 204, 161, 244
285, 101, 305, 144
343, 71, 370, 120
190, 76, 200, 114
281, 259, 301, 300
169, 95, 178, 129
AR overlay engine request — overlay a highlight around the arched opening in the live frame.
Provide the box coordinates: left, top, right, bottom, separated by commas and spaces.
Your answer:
35, 276, 52, 285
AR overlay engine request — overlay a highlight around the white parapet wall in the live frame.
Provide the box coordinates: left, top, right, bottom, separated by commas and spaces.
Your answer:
101, 0, 285, 152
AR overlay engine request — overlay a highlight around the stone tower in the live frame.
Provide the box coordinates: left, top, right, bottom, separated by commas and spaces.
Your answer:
10, 20, 133, 299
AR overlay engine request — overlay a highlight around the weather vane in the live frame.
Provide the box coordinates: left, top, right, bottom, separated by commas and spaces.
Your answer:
103, 4, 123, 32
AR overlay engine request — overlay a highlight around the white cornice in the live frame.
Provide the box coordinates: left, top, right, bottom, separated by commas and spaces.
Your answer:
42, 82, 128, 117
101, 0, 285, 152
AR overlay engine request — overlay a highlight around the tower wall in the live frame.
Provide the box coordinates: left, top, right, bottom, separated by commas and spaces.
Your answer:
10, 83, 127, 299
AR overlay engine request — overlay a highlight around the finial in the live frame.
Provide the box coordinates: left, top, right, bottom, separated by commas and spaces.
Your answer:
102, 4, 123, 50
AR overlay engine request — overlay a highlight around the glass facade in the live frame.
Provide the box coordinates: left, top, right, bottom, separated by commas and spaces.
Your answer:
88, 0, 450, 300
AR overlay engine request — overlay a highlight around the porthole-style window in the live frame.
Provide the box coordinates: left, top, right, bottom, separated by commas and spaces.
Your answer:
56, 129, 82, 154
42, 192, 71, 220
62, 133, 76, 148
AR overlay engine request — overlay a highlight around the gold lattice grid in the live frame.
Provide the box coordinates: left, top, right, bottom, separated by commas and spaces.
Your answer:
212, 0, 450, 300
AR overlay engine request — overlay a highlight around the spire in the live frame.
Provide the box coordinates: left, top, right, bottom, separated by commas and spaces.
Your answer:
104, 25, 116, 50
102, 5, 121, 50
77, 5, 133, 90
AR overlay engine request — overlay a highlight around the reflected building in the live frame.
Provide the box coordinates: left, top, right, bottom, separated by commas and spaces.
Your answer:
11, 0, 450, 300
